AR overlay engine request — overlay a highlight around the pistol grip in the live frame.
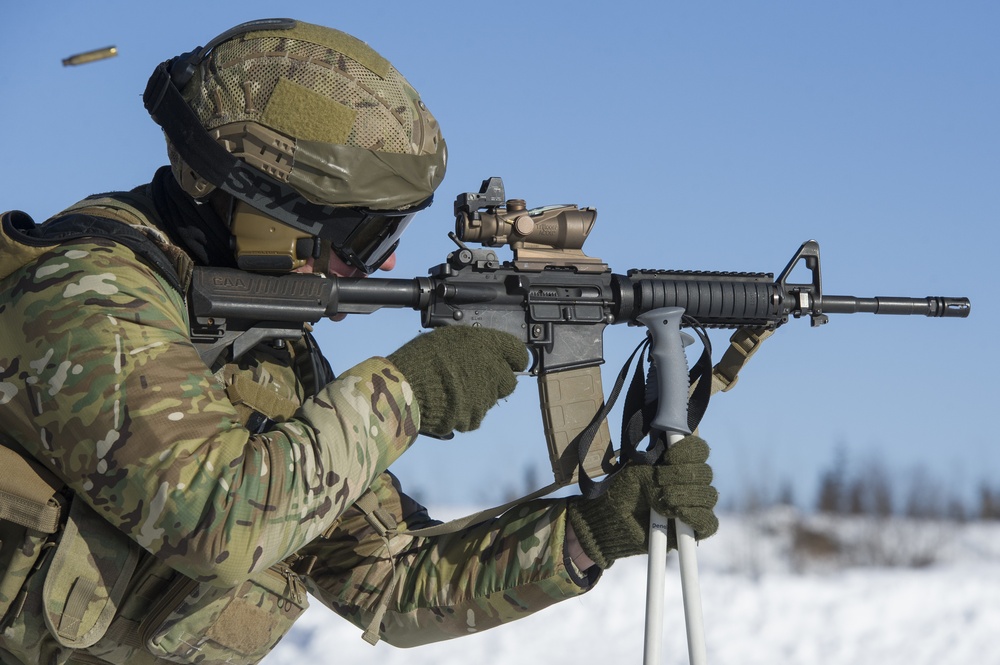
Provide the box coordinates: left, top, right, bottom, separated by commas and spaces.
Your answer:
637, 307, 693, 436
538, 366, 614, 486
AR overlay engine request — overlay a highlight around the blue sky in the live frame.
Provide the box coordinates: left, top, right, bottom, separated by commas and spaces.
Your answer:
3, 1, 996, 510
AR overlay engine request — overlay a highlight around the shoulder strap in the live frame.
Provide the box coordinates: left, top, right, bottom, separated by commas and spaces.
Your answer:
38, 213, 188, 296
46, 191, 193, 294
57, 190, 161, 230
1, 211, 55, 281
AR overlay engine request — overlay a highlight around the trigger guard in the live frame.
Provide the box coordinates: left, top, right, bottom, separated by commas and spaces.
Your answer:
526, 346, 541, 376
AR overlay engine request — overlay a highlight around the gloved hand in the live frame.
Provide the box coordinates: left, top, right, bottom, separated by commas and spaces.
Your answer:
387, 326, 529, 437
566, 435, 719, 569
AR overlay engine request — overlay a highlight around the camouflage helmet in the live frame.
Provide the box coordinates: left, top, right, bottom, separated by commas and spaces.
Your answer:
144, 18, 447, 273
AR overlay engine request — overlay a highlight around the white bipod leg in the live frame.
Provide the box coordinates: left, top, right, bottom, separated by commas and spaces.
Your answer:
637, 308, 708, 665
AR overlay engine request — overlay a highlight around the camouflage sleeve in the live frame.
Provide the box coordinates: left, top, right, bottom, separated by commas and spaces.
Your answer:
0, 238, 420, 586
300, 472, 599, 647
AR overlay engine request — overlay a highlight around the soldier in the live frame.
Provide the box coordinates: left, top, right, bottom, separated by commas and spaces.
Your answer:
0, 18, 718, 664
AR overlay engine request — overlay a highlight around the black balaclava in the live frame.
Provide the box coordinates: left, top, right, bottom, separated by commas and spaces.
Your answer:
148, 166, 236, 268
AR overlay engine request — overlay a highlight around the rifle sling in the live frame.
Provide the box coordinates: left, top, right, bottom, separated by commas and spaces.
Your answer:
707, 326, 775, 395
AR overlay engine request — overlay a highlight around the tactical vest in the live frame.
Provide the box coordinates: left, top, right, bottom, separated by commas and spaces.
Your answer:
0, 195, 329, 665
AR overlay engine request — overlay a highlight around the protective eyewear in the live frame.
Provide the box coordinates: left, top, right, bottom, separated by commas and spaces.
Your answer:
329, 198, 431, 274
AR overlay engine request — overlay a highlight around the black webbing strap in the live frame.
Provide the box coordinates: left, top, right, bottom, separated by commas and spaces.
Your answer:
574, 338, 648, 499
683, 316, 714, 434
30, 215, 184, 295
575, 317, 715, 500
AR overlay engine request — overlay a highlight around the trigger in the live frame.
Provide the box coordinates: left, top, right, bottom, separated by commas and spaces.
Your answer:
525, 347, 541, 376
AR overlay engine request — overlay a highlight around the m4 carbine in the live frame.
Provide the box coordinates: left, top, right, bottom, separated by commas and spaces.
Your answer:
189, 177, 971, 485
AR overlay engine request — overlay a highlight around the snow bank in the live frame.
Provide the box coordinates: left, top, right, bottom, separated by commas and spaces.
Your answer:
267, 511, 1000, 664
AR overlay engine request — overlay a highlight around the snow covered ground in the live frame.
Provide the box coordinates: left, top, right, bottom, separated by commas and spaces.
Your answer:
267, 509, 1000, 665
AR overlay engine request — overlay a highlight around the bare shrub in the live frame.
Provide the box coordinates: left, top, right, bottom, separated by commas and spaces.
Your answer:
978, 483, 1000, 520
788, 513, 952, 571
789, 520, 843, 573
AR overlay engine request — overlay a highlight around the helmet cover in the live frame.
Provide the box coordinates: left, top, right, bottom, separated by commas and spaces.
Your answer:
168, 19, 446, 211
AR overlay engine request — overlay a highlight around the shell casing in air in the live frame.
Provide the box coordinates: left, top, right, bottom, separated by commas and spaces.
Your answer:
62, 46, 118, 66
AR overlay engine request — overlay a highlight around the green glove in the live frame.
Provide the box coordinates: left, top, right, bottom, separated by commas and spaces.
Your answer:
566, 435, 719, 569
387, 326, 529, 437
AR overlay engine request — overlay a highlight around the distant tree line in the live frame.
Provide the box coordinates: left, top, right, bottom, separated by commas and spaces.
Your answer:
813, 447, 999, 521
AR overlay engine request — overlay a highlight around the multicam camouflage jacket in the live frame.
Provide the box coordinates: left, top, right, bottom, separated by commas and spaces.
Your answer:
0, 193, 596, 665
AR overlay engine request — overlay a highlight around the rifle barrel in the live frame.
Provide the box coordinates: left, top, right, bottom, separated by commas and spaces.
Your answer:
821, 295, 971, 318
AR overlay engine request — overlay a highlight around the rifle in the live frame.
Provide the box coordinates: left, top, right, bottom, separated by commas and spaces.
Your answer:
189, 176, 971, 485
